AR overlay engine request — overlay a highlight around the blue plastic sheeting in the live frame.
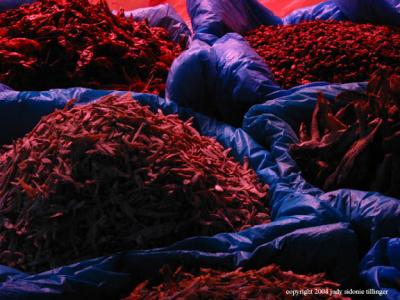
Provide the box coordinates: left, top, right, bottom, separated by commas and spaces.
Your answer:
123, 4, 191, 45
187, 0, 282, 44
334, 0, 400, 26
166, 33, 280, 126
0, 87, 359, 299
360, 238, 400, 300
0, 84, 12, 93
283, 0, 348, 24
243, 82, 400, 253
0, 0, 35, 11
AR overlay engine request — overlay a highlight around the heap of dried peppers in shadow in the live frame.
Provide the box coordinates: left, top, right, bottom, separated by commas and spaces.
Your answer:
245, 20, 400, 88
291, 70, 400, 198
0, 0, 183, 94
0, 93, 269, 273
124, 265, 348, 300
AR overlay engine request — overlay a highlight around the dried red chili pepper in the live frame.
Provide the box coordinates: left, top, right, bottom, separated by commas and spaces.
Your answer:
0, 93, 269, 273
0, 0, 183, 95
245, 20, 400, 88
290, 70, 400, 198
124, 265, 348, 300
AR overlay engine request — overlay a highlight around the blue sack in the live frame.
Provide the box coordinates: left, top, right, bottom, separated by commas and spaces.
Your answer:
123, 4, 191, 45
166, 33, 280, 126
187, 0, 282, 44
334, 0, 400, 26
283, 0, 348, 24
360, 238, 400, 300
243, 82, 400, 254
0, 87, 359, 299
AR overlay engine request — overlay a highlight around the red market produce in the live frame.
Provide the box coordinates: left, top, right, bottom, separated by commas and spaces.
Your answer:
124, 265, 348, 300
0, 94, 269, 273
290, 70, 400, 198
0, 0, 183, 94
245, 20, 400, 88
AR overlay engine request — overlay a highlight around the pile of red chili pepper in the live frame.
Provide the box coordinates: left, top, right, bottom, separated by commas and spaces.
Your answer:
245, 20, 400, 88
0, 0, 183, 94
124, 265, 348, 300
290, 70, 400, 198
0, 93, 269, 273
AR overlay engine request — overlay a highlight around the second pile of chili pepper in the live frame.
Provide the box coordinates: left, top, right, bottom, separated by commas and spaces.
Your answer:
124, 265, 348, 300
245, 20, 400, 88
290, 70, 400, 198
0, 0, 183, 94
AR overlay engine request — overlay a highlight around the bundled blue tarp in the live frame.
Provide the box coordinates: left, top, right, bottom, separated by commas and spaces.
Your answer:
360, 238, 400, 300
187, 0, 282, 44
0, 87, 358, 299
166, 33, 280, 126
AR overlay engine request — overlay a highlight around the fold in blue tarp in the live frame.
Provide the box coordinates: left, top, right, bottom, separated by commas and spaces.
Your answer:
166, 33, 280, 126
360, 238, 400, 300
283, 0, 348, 24
0, 87, 358, 299
187, 0, 282, 44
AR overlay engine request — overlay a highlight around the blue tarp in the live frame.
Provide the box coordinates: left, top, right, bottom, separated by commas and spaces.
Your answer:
334, 0, 400, 26
0, 87, 358, 299
166, 33, 280, 126
187, 0, 282, 44
283, 0, 348, 24
360, 238, 400, 300
123, 4, 191, 45
0, 0, 35, 11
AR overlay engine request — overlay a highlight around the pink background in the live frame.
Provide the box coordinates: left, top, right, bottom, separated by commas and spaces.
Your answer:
107, 0, 324, 21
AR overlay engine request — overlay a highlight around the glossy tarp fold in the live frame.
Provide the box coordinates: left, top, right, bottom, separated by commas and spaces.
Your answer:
166, 33, 280, 126
360, 238, 400, 300
283, 0, 347, 24
0, 87, 358, 299
186, 0, 282, 44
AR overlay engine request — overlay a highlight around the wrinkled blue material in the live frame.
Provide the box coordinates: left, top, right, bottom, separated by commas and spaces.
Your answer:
360, 238, 400, 299
166, 33, 280, 126
123, 4, 191, 45
187, 0, 282, 44
0, 0, 35, 11
283, 1, 348, 24
244, 82, 400, 251
0, 87, 359, 298
334, 0, 400, 26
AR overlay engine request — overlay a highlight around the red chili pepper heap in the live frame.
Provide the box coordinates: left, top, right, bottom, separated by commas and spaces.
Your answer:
245, 20, 400, 88
124, 265, 348, 300
0, 0, 183, 94
290, 70, 400, 198
0, 94, 269, 273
